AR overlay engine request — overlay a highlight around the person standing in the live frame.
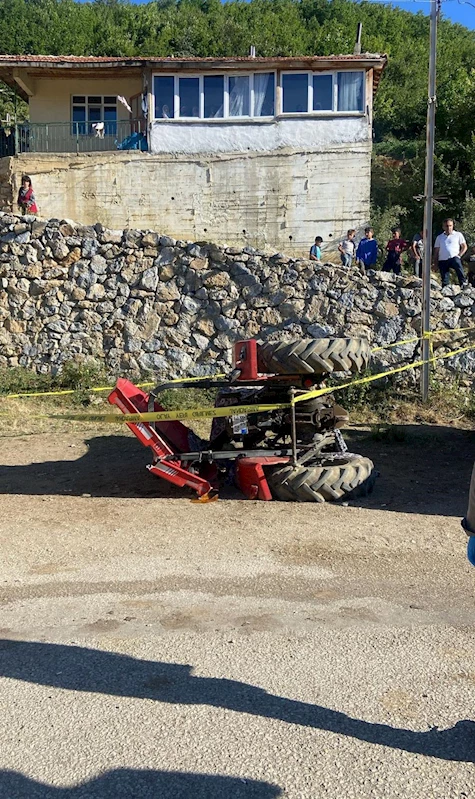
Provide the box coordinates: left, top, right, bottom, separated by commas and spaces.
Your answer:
382, 227, 409, 275
433, 218, 468, 287
309, 236, 323, 261
338, 229, 356, 267
17, 175, 38, 215
411, 230, 424, 278
356, 227, 378, 270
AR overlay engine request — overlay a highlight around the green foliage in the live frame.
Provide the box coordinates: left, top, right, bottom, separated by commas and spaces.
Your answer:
159, 386, 217, 410
0, 359, 107, 395
461, 194, 475, 247
370, 203, 407, 249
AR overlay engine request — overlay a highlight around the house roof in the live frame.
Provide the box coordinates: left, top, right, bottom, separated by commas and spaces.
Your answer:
0, 53, 387, 101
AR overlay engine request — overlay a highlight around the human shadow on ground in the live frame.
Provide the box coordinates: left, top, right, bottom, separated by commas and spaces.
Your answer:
0, 768, 281, 798
0, 639, 473, 763
1, 425, 474, 515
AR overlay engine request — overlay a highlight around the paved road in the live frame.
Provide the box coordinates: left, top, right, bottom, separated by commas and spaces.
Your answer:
0, 429, 474, 797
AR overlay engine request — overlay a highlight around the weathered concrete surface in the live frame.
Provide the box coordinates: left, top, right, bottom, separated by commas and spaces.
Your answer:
1, 139, 370, 254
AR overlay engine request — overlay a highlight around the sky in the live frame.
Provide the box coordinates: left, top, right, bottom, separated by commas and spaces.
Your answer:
377, 0, 475, 29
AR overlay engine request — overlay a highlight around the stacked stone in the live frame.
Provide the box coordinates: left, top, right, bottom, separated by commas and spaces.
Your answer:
0, 211, 474, 383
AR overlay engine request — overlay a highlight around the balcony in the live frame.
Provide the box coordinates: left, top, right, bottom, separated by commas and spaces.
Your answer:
0, 119, 147, 157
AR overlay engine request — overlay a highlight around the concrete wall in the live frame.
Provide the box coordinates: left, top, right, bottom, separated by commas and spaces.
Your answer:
29, 77, 142, 123
3, 137, 371, 256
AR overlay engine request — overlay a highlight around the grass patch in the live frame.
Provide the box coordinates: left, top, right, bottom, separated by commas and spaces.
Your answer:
0, 360, 110, 405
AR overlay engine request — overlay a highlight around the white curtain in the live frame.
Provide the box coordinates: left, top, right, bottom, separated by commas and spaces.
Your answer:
337, 72, 363, 112
229, 76, 249, 117
253, 73, 270, 117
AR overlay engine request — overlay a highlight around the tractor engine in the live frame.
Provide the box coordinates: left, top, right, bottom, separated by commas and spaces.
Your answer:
210, 386, 349, 451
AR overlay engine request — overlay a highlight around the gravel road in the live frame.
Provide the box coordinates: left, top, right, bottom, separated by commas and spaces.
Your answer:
0, 425, 474, 798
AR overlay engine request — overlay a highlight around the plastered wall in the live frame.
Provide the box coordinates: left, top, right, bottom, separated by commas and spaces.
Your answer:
29, 77, 142, 123
4, 135, 371, 256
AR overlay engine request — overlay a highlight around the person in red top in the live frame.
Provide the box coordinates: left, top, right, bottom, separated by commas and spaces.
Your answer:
382, 227, 409, 275
17, 175, 38, 215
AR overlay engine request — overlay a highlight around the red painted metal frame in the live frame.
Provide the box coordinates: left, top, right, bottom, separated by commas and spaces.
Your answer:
108, 377, 212, 497
236, 456, 289, 501
233, 339, 259, 380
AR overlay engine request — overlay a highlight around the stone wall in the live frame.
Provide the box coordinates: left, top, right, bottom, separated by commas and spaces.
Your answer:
0, 211, 474, 384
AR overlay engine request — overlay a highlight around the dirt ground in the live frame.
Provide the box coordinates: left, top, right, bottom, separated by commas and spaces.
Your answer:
1, 421, 475, 797
1, 421, 474, 633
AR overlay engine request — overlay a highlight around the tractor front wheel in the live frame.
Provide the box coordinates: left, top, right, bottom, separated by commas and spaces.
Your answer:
257, 337, 371, 375
266, 453, 376, 503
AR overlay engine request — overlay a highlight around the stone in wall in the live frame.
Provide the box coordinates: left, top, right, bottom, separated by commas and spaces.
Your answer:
0, 211, 474, 386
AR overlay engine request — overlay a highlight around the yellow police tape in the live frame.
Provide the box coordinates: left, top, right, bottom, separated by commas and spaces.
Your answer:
4, 338, 473, 424
4, 326, 475, 400
293, 339, 475, 405
25, 402, 291, 425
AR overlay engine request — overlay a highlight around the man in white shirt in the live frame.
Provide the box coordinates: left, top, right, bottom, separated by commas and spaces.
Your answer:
433, 218, 468, 287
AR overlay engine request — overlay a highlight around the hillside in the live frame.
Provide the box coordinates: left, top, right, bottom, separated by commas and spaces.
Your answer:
0, 0, 474, 236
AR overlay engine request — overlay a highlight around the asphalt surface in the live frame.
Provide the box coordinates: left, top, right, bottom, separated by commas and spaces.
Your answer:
0, 428, 475, 798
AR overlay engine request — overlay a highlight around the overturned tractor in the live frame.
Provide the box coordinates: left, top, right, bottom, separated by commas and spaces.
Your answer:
109, 337, 376, 502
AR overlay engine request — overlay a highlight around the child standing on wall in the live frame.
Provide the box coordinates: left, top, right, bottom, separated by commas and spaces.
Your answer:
17, 175, 38, 215
309, 236, 323, 261
383, 227, 409, 275
338, 229, 356, 267
356, 227, 378, 270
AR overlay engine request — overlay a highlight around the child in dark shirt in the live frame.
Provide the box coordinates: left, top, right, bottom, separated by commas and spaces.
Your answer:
383, 228, 409, 275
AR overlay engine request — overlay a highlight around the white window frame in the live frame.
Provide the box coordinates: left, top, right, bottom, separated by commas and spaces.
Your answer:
335, 70, 366, 114
152, 71, 276, 121
281, 71, 312, 114
279, 69, 366, 116
71, 94, 118, 134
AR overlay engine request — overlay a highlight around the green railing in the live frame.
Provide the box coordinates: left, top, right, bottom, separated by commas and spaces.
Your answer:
0, 119, 147, 156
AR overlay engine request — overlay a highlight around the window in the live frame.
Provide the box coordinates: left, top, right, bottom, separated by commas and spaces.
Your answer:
280, 70, 364, 114
153, 72, 275, 119
204, 75, 224, 118
282, 73, 308, 113
179, 77, 200, 118
71, 95, 117, 135
337, 71, 364, 112
229, 75, 250, 117
313, 74, 333, 111
254, 73, 274, 117
154, 76, 174, 118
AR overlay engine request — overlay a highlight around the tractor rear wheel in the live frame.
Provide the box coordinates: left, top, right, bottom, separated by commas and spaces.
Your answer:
257, 337, 371, 375
266, 453, 376, 503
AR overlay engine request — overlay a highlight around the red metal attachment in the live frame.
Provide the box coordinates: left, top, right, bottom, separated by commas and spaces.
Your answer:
108, 378, 212, 498
233, 339, 259, 381
236, 456, 289, 501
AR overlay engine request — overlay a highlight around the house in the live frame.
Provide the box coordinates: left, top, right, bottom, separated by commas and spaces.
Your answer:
0, 53, 387, 254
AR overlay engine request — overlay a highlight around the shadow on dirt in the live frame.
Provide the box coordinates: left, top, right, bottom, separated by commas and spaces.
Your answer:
0, 639, 474, 764
0, 768, 281, 798
0, 425, 473, 515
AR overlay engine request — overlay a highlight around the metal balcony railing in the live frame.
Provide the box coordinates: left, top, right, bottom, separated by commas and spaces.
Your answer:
0, 119, 148, 156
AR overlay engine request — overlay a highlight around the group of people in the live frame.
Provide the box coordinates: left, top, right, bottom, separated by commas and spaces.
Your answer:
310, 218, 471, 288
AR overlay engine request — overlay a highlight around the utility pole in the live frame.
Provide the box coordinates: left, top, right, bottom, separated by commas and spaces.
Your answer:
421, 0, 439, 401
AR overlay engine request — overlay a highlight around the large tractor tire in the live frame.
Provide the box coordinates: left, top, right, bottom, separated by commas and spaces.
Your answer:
257, 337, 371, 375
266, 453, 376, 503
